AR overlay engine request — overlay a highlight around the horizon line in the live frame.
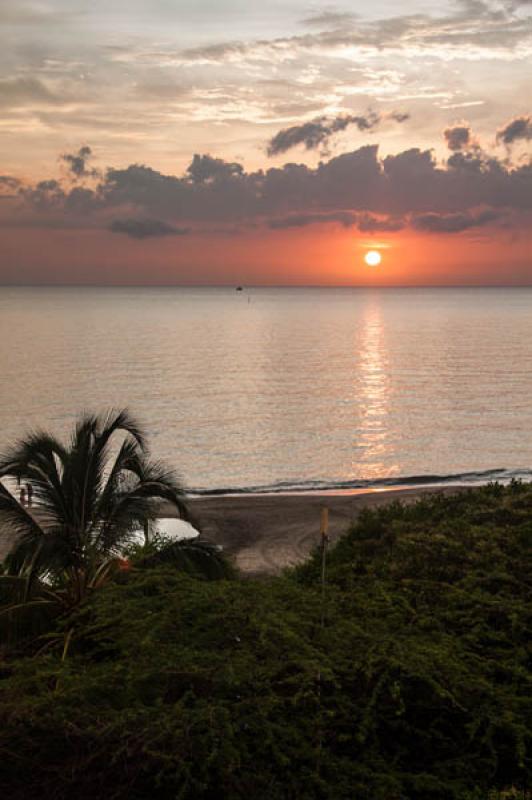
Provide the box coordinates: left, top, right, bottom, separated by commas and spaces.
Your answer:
3, 283, 532, 290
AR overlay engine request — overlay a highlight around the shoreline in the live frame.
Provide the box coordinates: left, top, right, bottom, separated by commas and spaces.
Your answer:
185, 483, 465, 576
187, 481, 472, 499
185, 467, 532, 500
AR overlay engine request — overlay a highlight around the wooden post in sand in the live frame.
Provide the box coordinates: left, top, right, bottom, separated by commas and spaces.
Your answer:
320, 506, 329, 627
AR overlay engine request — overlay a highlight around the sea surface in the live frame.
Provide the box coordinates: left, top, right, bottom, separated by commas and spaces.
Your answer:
1, 286, 532, 494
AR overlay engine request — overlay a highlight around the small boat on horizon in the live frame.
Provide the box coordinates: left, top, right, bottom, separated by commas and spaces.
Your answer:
236, 285, 243, 291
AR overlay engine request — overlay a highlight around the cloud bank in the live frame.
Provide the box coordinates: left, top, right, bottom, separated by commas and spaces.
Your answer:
2, 114, 531, 240
108, 218, 191, 239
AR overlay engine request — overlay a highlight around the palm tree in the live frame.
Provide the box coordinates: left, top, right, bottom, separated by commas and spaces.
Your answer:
0, 410, 228, 646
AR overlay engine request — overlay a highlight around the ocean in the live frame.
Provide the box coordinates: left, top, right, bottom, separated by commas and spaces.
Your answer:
1, 286, 532, 494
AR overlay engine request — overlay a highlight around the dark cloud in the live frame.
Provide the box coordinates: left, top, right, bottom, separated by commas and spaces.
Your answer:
446, 151, 486, 172
357, 213, 406, 232
268, 212, 357, 229
10, 133, 532, 238
411, 208, 500, 233
60, 146, 98, 179
186, 154, 244, 183
444, 124, 472, 151
64, 186, 102, 214
20, 179, 66, 210
108, 218, 191, 239
267, 114, 376, 156
267, 110, 408, 156
497, 115, 532, 145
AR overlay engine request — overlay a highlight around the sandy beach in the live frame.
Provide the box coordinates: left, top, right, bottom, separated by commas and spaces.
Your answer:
186, 485, 461, 576
0, 485, 463, 574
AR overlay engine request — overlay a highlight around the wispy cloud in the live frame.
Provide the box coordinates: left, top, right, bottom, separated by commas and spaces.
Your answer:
176, 1, 532, 66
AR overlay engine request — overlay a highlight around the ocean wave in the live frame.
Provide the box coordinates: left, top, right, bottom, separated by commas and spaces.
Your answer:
188, 468, 532, 497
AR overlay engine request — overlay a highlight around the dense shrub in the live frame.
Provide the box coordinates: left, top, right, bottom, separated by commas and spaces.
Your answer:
1, 483, 532, 799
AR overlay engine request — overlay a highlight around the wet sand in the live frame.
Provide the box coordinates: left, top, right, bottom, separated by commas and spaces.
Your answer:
186, 485, 462, 576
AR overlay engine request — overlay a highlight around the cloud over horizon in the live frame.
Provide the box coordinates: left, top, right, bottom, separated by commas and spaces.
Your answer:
108, 218, 191, 239
411, 208, 500, 233
2, 114, 530, 243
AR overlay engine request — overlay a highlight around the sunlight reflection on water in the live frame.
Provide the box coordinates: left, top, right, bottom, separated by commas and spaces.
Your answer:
1, 286, 532, 491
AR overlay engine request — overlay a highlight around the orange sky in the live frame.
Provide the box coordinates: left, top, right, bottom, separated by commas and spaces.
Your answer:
0, 1, 530, 284
1, 224, 529, 286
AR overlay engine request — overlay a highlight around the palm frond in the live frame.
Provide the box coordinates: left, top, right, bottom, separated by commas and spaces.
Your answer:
0, 431, 67, 480
0, 481, 46, 552
96, 494, 157, 555
93, 437, 144, 527
125, 457, 192, 521
3, 530, 78, 613
95, 409, 147, 453
67, 409, 147, 539
0, 433, 68, 524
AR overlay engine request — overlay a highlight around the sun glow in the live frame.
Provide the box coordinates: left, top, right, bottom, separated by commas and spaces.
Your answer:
364, 250, 382, 267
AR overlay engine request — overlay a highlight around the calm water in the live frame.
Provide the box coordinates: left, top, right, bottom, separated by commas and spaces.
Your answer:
1, 286, 532, 493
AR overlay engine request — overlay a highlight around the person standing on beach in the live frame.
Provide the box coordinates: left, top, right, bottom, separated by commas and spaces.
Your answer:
19, 486, 26, 507
26, 483, 33, 507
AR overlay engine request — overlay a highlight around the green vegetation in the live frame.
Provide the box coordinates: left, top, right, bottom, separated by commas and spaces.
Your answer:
1, 481, 532, 798
0, 410, 229, 647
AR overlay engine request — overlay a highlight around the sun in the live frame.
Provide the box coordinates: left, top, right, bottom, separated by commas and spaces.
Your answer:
364, 250, 382, 267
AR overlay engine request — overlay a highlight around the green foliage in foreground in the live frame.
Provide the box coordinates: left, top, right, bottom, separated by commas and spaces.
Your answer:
1, 482, 532, 799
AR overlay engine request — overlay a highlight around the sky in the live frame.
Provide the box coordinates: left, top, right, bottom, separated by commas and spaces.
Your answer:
0, 0, 531, 285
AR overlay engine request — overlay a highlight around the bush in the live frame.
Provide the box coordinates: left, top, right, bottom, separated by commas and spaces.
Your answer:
1, 484, 532, 799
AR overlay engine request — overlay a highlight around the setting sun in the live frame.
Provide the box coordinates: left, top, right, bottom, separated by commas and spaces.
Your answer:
364, 250, 382, 267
